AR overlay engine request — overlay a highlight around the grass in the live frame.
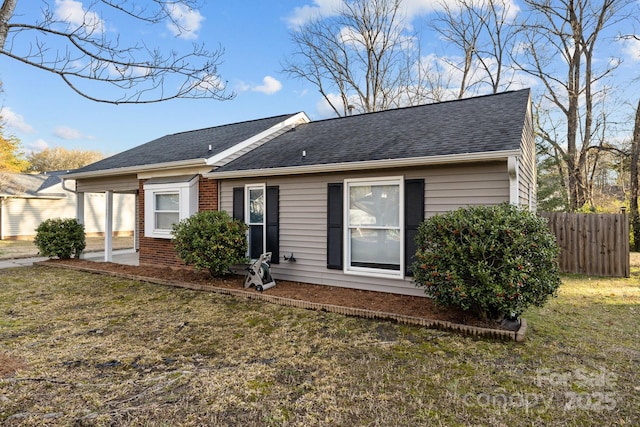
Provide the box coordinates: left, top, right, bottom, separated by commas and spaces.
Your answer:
0, 259, 638, 426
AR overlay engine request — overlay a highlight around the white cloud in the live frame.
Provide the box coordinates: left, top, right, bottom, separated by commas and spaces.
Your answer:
237, 76, 283, 95
286, 0, 342, 28
53, 126, 95, 141
400, 0, 445, 20
27, 139, 50, 153
252, 76, 283, 95
234, 80, 251, 92
193, 74, 226, 93
315, 93, 343, 118
314, 92, 362, 117
287, 0, 442, 28
1, 107, 35, 133
418, 53, 536, 99
622, 36, 640, 62
55, 0, 105, 34
107, 63, 151, 79
166, 4, 204, 40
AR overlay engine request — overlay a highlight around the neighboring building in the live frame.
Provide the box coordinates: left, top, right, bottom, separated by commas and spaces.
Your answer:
64, 90, 535, 296
0, 171, 135, 240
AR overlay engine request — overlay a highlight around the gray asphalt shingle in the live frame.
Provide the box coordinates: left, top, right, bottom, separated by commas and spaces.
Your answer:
215, 89, 530, 173
70, 114, 298, 174
0, 172, 68, 198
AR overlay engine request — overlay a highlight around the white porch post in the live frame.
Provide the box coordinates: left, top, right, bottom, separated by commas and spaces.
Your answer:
134, 192, 140, 251
76, 192, 85, 258
105, 190, 113, 262
76, 192, 85, 226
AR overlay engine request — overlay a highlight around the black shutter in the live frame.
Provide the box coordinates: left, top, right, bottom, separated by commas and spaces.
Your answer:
266, 186, 279, 264
327, 183, 343, 269
404, 179, 425, 276
232, 187, 244, 221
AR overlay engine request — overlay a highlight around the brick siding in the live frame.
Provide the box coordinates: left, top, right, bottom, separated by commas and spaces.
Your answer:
138, 176, 218, 267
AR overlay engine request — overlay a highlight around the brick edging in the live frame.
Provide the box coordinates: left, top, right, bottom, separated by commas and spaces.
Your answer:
37, 262, 527, 342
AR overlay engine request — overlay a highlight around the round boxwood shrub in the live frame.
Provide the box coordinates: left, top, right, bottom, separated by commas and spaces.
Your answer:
34, 218, 86, 259
172, 210, 248, 277
412, 203, 561, 321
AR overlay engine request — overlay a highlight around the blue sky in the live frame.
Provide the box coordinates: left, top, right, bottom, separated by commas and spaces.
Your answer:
1, 0, 639, 158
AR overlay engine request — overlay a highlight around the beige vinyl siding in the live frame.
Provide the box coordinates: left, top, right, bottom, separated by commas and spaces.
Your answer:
1, 193, 135, 239
423, 164, 510, 217
76, 175, 139, 193
517, 96, 536, 210
219, 162, 509, 296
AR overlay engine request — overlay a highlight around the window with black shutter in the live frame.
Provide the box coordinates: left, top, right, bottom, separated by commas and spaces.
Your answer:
326, 177, 425, 278
233, 184, 279, 262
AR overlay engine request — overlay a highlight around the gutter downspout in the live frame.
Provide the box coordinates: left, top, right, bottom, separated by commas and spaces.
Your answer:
508, 156, 520, 206
61, 177, 76, 194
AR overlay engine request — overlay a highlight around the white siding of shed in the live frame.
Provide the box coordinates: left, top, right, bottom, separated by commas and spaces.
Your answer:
1, 193, 135, 239
219, 162, 509, 296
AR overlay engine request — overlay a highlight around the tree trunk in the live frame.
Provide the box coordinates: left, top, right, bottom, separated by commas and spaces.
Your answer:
630, 99, 640, 251
0, 0, 18, 48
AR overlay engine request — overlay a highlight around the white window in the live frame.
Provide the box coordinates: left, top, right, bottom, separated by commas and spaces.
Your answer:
154, 193, 180, 230
345, 177, 404, 277
143, 175, 199, 239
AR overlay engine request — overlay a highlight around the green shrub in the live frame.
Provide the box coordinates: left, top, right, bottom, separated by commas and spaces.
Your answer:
172, 211, 248, 277
34, 218, 86, 259
412, 203, 561, 320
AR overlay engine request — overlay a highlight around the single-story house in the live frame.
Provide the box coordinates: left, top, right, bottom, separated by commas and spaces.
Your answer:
0, 171, 135, 240
64, 89, 535, 296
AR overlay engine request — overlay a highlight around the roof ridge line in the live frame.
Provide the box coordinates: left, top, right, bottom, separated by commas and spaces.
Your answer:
308, 89, 530, 124
167, 113, 301, 137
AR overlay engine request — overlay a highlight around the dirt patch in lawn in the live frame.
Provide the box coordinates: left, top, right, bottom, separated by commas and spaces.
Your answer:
0, 353, 26, 378
42, 258, 513, 332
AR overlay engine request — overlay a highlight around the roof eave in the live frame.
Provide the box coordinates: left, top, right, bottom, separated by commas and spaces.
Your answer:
62, 158, 208, 180
205, 149, 522, 179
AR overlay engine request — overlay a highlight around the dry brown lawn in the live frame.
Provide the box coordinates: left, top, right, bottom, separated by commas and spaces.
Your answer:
0, 262, 638, 426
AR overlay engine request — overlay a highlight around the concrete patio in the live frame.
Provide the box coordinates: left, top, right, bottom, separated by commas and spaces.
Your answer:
0, 248, 139, 269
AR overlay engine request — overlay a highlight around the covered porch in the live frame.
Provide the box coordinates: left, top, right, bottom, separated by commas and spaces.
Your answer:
66, 174, 139, 263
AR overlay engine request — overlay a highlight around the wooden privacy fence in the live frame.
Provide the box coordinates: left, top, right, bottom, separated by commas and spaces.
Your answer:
540, 212, 630, 278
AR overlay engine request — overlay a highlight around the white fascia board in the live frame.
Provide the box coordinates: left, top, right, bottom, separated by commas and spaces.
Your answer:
62, 158, 208, 180
205, 149, 522, 179
205, 112, 311, 166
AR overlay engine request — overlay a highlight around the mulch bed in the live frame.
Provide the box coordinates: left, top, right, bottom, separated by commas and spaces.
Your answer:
40, 259, 525, 340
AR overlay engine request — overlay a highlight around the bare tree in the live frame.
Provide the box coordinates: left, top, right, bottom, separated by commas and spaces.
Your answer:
0, 0, 232, 104
430, 0, 519, 99
630, 100, 640, 250
515, 0, 633, 211
283, 0, 428, 116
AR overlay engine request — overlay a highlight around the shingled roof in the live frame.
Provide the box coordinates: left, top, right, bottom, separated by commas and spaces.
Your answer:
0, 171, 68, 198
70, 113, 299, 174
213, 89, 530, 175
